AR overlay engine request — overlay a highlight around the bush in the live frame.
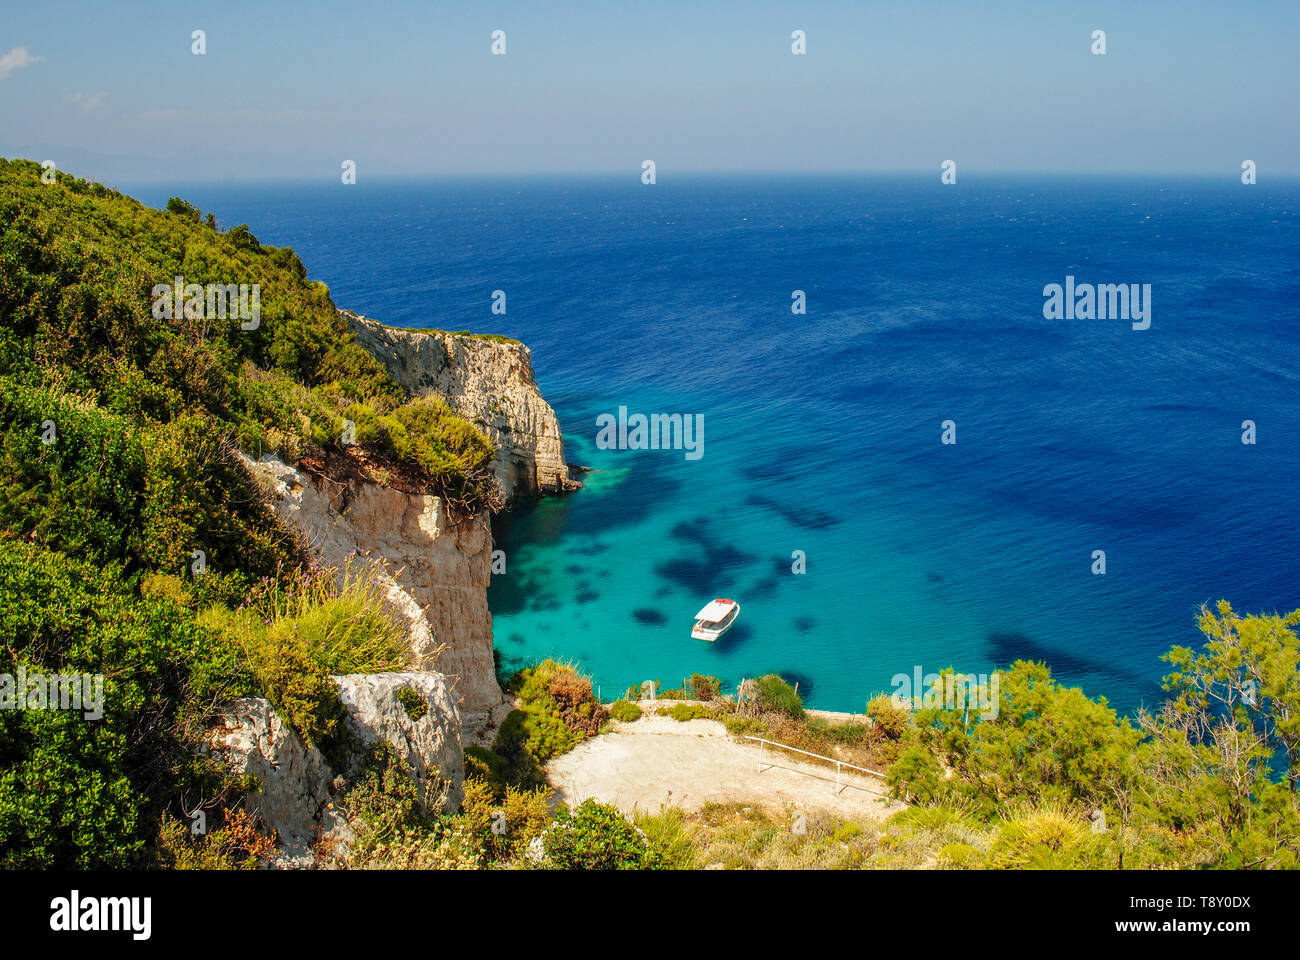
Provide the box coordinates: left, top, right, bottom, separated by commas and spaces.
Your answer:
0, 381, 289, 577
464, 746, 510, 794
609, 699, 643, 723
197, 562, 409, 745
395, 686, 428, 722
542, 800, 663, 870
754, 674, 804, 719
887, 744, 945, 805
687, 674, 722, 701
988, 804, 1110, 870
659, 703, 713, 722
493, 661, 609, 779
634, 807, 698, 869
340, 742, 451, 869
157, 808, 276, 869
722, 715, 766, 737
0, 159, 499, 514
657, 673, 723, 701
867, 693, 909, 740
460, 776, 552, 864
493, 707, 575, 767
0, 538, 248, 868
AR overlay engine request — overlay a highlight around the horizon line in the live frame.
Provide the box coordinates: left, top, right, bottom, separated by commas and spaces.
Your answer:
100, 168, 1300, 187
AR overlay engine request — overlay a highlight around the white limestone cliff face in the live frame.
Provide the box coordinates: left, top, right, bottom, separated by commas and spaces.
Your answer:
343, 310, 576, 498
208, 672, 462, 867
208, 697, 346, 866
334, 672, 463, 811
239, 452, 510, 727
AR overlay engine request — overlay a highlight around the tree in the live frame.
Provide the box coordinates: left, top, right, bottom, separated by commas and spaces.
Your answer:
1163, 602, 1300, 793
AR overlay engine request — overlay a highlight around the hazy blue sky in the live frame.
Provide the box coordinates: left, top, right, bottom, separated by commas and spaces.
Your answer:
2, 0, 1297, 182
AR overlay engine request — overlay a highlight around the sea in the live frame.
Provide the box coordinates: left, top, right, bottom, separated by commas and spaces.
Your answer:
128, 173, 1300, 714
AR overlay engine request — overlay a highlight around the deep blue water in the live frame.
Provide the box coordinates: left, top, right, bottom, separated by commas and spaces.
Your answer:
129, 174, 1300, 713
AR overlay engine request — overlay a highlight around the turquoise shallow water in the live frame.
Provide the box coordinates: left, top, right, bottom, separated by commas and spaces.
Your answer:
130, 174, 1300, 714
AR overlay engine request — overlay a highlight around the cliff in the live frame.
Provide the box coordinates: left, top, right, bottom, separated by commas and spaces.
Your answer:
241, 453, 510, 733
344, 310, 577, 498
232, 311, 576, 819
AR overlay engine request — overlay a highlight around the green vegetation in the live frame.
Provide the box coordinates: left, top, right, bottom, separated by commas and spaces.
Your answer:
0, 158, 499, 514
885, 603, 1300, 869
489, 660, 609, 787
658, 703, 714, 722
395, 686, 428, 723
157, 808, 276, 870
405, 326, 521, 344
625, 672, 722, 701
865, 693, 909, 740
753, 674, 805, 718
608, 699, 643, 722
0, 159, 503, 867
335, 744, 674, 871
0, 539, 246, 867
721, 700, 896, 774
542, 799, 664, 870
621, 606, 1300, 870
199, 562, 408, 747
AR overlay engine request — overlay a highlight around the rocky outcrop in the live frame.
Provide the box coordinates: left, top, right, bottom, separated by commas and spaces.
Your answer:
208, 672, 462, 867
240, 452, 509, 722
344, 310, 576, 498
208, 697, 347, 866
335, 672, 463, 811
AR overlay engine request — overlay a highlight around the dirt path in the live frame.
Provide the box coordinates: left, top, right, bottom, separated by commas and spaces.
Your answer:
546, 714, 905, 821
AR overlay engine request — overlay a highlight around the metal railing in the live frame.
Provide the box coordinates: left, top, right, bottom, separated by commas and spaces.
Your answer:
745, 735, 887, 797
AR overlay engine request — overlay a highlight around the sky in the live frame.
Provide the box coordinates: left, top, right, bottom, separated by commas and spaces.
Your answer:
1, 0, 1297, 182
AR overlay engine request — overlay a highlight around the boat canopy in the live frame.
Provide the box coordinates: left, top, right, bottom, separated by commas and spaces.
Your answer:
693, 598, 736, 623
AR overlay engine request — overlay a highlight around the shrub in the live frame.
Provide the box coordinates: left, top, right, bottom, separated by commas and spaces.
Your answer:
237, 562, 408, 674
887, 744, 945, 805
753, 674, 804, 719
867, 693, 909, 740
198, 562, 409, 745
395, 686, 428, 722
0, 538, 248, 868
234, 615, 344, 747
686, 673, 722, 701
494, 660, 608, 777
545, 668, 606, 737
0, 159, 499, 514
936, 842, 984, 869
460, 776, 552, 864
988, 804, 1109, 870
659, 703, 713, 722
464, 746, 509, 794
340, 742, 458, 869
0, 381, 289, 577
722, 715, 766, 737
157, 808, 276, 869
542, 800, 663, 870
493, 707, 576, 768
165, 197, 202, 222
634, 807, 698, 870
609, 699, 643, 723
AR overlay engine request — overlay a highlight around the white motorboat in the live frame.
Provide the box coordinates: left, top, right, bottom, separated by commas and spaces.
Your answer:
691, 597, 740, 641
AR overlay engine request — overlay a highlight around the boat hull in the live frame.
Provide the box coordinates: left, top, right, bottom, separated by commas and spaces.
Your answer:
691, 602, 740, 641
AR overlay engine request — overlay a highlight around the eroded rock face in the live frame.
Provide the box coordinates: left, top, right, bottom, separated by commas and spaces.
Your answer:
240, 452, 505, 716
344, 310, 575, 498
208, 697, 348, 866
334, 672, 464, 811
209, 672, 463, 866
